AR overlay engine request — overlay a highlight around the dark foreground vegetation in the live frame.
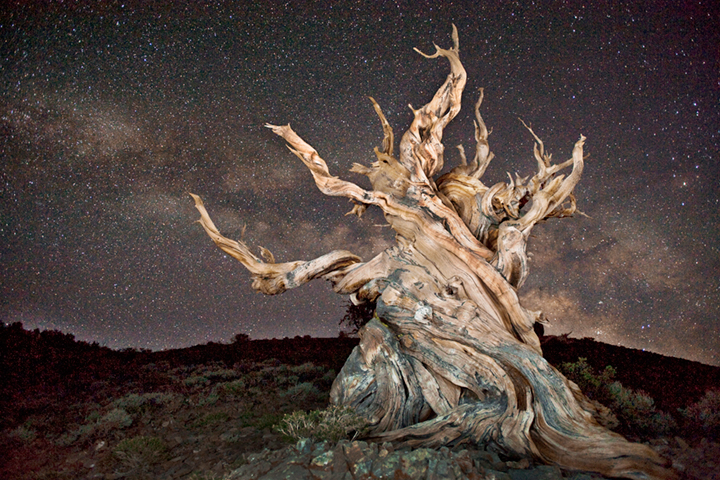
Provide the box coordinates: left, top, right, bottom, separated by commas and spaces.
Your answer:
1, 322, 718, 479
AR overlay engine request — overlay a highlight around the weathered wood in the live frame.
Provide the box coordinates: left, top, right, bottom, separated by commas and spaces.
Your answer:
191, 26, 675, 479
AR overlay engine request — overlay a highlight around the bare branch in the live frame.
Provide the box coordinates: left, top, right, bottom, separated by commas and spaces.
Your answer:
369, 96, 394, 156
190, 193, 362, 295
399, 24, 467, 182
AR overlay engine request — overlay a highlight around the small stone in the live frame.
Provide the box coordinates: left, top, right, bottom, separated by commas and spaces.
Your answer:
310, 450, 334, 470
506, 458, 531, 469
427, 456, 455, 480
508, 464, 562, 480
352, 457, 374, 478
261, 463, 313, 479
675, 436, 690, 451
473, 450, 506, 471
235, 459, 273, 479
563, 473, 595, 480
484, 469, 512, 480
342, 440, 366, 464
296, 438, 314, 454
311, 440, 330, 456
454, 449, 474, 474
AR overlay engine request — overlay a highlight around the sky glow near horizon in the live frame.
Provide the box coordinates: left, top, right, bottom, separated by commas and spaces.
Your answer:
1, 1, 718, 365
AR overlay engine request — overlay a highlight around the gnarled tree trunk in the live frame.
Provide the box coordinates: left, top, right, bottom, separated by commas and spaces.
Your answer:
191, 27, 674, 479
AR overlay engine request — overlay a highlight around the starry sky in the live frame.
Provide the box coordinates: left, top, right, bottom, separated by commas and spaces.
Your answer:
1, 1, 718, 365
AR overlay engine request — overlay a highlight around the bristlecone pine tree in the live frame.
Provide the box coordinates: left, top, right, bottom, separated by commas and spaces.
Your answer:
191, 27, 675, 480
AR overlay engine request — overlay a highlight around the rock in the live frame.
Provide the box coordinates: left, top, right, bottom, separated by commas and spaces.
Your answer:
221, 439, 615, 480
508, 464, 562, 480
262, 462, 314, 479
227, 459, 273, 479
506, 458, 531, 469
473, 450, 507, 472
675, 436, 690, 451
564, 473, 598, 480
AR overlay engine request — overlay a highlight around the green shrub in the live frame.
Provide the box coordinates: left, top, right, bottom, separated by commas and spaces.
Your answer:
559, 358, 676, 436
113, 436, 167, 472
290, 362, 327, 379
8, 425, 36, 443
274, 405, 369, 443
192, 412, 229, 427
198, 393, 219, 406
184, 375, 210, 387
318, 369, 336, 388
111, 392, 177, 416
282, 382, 323, 401
100, 408, 133, 429
85, 409, 102, 424
607, 382, 676, 435
204, 368, 238, 381
54, 431, 79, 447
218, 379, 246, 396
256, 413, 284, 430
681, 389, 720, 438
560, 357, 616, 404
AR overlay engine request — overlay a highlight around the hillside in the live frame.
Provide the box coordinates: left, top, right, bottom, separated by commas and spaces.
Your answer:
1, 322, 718, 479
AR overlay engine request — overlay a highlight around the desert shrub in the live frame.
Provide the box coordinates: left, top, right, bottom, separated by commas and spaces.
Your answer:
54, 420, 99, 447
282, 381, 323, 401
256, 413, 285, 430
317, 369, 336, 388
204, 368, 238, 381
111, 392, 177, 416
218, 379, 246, 395
559, 358, 676, 436
274, 405, 369, 443
184, 375, 210, 387
198, 391, 220, 406
54, 406, 132, 447
8, 425, 36, 443
607, 382, 677, 435
85, 409, 102, 424
192, 411, 230, 427
100, 408, 133, 429
54, 431, 80, 447
290, 362, 327, 380
680, 389, 720, 438
113, 436, 167, 472
237, 411, 256, 427
560, 357, 616, 404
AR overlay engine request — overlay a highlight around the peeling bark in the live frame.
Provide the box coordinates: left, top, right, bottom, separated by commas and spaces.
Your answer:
191, 26, 675, 479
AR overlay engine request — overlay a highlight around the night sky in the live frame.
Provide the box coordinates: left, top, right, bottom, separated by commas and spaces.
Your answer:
2, 1, 718, 365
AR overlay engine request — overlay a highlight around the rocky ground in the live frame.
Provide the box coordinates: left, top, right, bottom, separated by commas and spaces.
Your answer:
1, 357, 718, 480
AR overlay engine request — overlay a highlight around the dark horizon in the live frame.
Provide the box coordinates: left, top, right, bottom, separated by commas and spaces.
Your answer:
1, 1, 718, 365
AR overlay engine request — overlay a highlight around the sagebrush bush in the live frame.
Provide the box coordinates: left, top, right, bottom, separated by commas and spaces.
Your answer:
100, 408, 133, 429
192, 411, 229, 427
113, 436, 167, 472
8, 425, 36, 443
282, 381, 323, 401
218, 379, 246, 396
559, 358, 676, 436
607, 382, 677, 435
183, 375, 211, 387
274, 405, 369, 443
561, 357, 616, 404
681, 389, 720, 438
111, 392, 178, 415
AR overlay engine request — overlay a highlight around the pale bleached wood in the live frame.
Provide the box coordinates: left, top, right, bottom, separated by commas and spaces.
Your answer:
191, 26, 675, 480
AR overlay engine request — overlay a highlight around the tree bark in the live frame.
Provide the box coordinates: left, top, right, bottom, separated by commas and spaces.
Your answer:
191, 26, 675, 479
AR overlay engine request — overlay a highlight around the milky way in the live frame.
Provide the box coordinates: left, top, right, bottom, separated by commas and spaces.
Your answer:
1, 1, 718, 365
